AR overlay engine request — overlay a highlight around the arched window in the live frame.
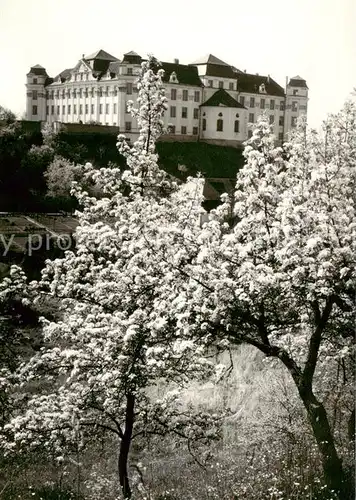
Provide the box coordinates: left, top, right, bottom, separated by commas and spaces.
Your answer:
217, 119, 223, 132
236, 113, 239, 118
202, 118, 206, 131
234, 120, 240, 133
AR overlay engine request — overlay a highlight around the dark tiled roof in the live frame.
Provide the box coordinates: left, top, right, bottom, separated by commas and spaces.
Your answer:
28, 65, 48, 76
205, 63, 239, 79
237, 73, 285, 97
108, 61, 121, 76
122, 51, 143, 64
288, 76, 308, 88
160, 62, 203, 87
200, 89, 245, 108
85, 49, 118, 61
54, 68, 73, 82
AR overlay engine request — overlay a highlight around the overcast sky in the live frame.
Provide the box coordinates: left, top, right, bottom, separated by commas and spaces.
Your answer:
1, 0, 355, 128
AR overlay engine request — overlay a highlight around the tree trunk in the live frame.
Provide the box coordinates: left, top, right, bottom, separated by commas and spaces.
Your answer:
295, 384, 354, 499
118, 393, 135, 499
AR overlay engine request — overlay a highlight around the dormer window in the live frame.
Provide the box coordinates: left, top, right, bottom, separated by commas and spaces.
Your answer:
259, 83, 266, 93
169, 71, 178, 83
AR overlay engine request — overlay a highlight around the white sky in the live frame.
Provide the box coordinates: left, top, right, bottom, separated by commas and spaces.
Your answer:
1, 0, 355, 128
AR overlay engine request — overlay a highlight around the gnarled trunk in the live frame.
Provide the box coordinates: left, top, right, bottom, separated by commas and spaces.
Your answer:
118, 393, 135, 499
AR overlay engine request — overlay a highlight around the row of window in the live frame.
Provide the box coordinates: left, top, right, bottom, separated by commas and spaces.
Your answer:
248, 112, 284, 126
170, 89, 200, 102
240, 96, 283, 110
44, 103, 121, 116
201, 119, 240, 133
206, 80, 235, 91
170, 106, 199, 119
45, 83, 134, 100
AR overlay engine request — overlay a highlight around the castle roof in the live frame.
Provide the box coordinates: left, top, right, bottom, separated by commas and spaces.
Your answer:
28, 64, 48, 76
237, 73, 285, 97
288, 75, 308, 88
201, 89, 245, 108
85, 49, 118, 61
160, 61, 203, 87
190, 54, 230, 66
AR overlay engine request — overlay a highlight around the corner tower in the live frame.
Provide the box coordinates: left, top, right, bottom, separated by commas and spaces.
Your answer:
26, 65, 49, 121
284, 75, 308, 136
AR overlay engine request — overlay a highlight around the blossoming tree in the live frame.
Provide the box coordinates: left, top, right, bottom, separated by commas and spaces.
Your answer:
0, 57, 222, 499
154, 108, 356, 499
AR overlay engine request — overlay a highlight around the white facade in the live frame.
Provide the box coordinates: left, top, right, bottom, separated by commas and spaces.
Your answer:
26, 51, 308, 145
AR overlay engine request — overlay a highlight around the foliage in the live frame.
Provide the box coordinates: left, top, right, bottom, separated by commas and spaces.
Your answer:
0, 105, 16, 124
0, 57, 224, 499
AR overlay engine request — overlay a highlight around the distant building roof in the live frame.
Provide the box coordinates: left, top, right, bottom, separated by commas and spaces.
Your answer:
201, 89, 245, 108
288, 75, 308, 88
237, 73, 285, 97
204, 63, 239, 79
54, 68, 73, 82
85, 49, 118, 61
160, 61, 203, 87
28, 64, 48, 76
122, 51, 143, 64
190, 54, 230, 66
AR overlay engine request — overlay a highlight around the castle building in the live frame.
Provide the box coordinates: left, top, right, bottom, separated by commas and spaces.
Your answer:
26, 50, 308, 146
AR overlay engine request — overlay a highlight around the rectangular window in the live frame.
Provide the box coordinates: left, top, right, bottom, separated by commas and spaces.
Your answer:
240, 96, 245, 106
125, 122, 132, 131
68, 104, 71, 114
127, 83, 133, 95
182, 90, 188, 101
99, 88, 103, 97
219, 81, 224, 89
169, 125, 176, 134
181, 126, 187, 134
279, 116, 284, 126
250, 97, 255, 108
291, 116, 297, 127
202, 118, 206, 131
260, 98, 265, 109
182, 107, 187, 118
292, 101, 298, 112
279, 132, 284, 140
84, 89, 88, 98
127, 67, 133, 75
270, 99, 275, 110
249, 113, 254, 123
51, 105, 54, 114
85, 104, 88, 114
125, 102, 130, 113
193, 126, 198, 135
51, 91, 54, 99
248, 130, 253, 138
170, 106, 176, 118
73, 89, 76, 98
280, 101, 285, 111
171, 88, 177, 100
234, 120, 239, 133
208, 80, 213, 87
194, 91, 200, 102
193, 108, 199, 119
62, 90, 65, 99
33, 78, 37, 84
91, 104, 94, 114
63, 105, 66, 115
269, 115, 275, 124
73, 104, 76, 114
79, 104, 82, 114
293, 89, 298, 95
99, 104, 103, 114
105, 86, 109, 96
106, 104, 109, 114
46, 106, 49, 115
229, 82, 234, 90
32, 90, 38, 100
113, 103, 117, 114
68, 90, 71, 99
113, 88, 117, 97
79, 89, 82, 98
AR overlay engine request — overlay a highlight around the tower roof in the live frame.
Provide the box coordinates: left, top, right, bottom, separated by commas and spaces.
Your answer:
28, 64, 48, 76
288, 75, 308, 88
